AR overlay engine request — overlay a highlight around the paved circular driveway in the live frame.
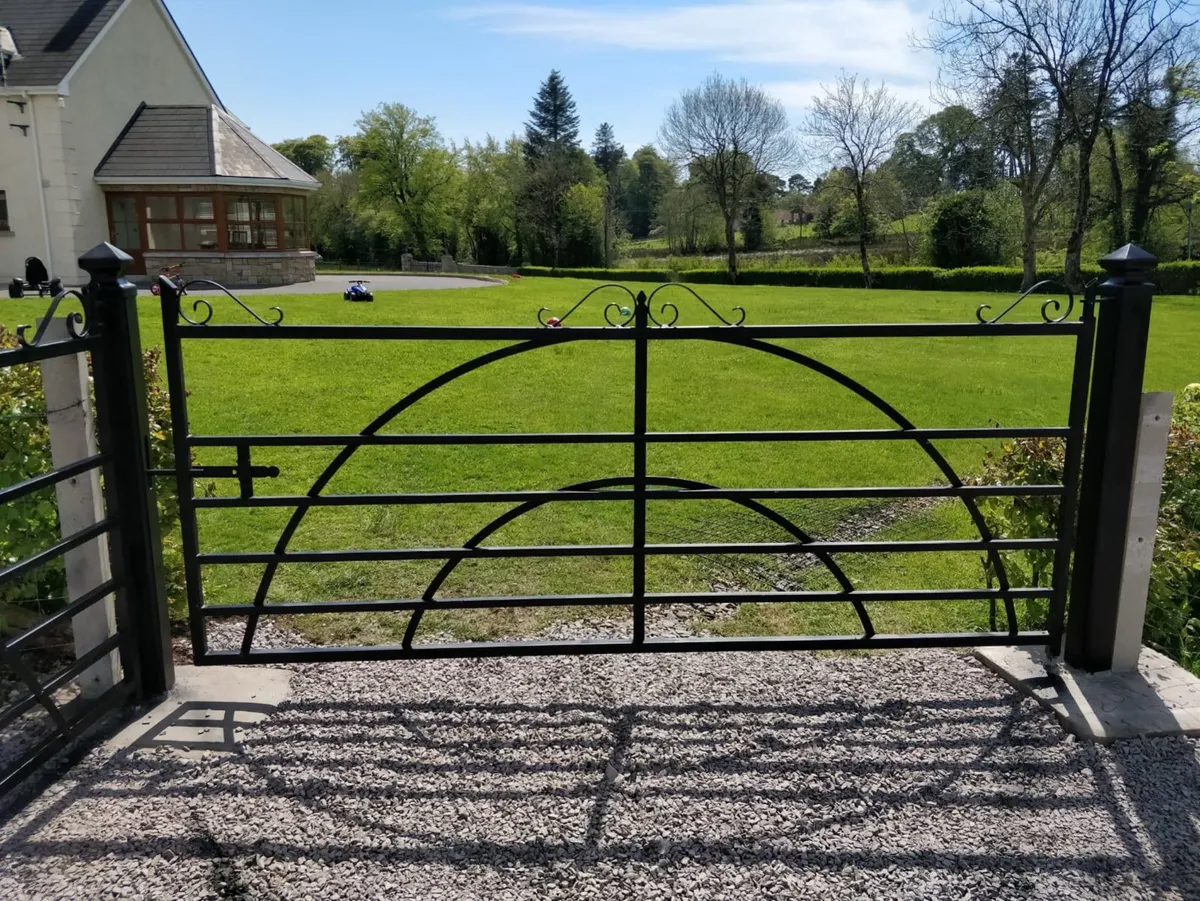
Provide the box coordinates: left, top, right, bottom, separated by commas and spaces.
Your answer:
186, 274, 502, 295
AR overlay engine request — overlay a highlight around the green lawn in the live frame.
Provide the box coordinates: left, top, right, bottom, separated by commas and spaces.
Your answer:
5, 279, 1197, 645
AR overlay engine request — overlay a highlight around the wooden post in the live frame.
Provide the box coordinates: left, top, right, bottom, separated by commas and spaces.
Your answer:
38, 318, 119, 698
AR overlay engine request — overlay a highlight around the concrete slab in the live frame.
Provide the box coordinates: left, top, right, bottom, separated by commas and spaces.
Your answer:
105, 665, 292, 759
976, 645, 1200, 743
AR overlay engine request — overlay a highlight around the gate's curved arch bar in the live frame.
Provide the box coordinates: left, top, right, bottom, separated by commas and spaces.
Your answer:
239, 339, 552, 652
239, 330, 1014, 652
699, 333, 1017, 633
400, 475, 868, 647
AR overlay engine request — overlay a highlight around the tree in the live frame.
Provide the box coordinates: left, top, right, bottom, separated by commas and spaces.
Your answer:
521, 148, 600, 267
987, 53, 1069, 288
882, 133, 943, 207
927, 0, 1196, 288
620, 145, 675, 239
592, 123, 626, 266
928, 190, 1003, 267
352, 103, 461, 259
660, 73, 797, 279
462, 136, 521, 264
524, 69, 581, 160
913, 105, 996, 190
591, 123, 625, 175
1107, 61, 1200, 247
272, 135, 334, 175
788, 173, 812, 194
804, 72, 918, 287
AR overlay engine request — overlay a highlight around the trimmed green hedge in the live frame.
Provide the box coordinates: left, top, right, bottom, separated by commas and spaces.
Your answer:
518, 261, 1200, 294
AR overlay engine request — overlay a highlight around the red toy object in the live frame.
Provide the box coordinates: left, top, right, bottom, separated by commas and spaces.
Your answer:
546, 317, 562, 327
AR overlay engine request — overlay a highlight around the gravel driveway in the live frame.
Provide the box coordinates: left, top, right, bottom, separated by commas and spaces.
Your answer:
1, 647, 1198, 900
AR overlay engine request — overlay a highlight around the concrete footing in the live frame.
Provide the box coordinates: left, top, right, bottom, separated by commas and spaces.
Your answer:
976, 646, 1200, 743
106, 666, 292, 759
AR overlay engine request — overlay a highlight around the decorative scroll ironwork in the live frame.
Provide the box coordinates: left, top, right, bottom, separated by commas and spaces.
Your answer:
647, 283, 746, 327
538, 283, 745, 328
538, 284, 637, 327
16, 288, 90, 347
178, 280, 285, 326
976, 280, 1076, 325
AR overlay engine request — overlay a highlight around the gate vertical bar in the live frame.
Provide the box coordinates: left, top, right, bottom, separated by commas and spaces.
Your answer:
1065, 245, 1157, 671
80, 242, 174, 698
632, 291, 648, 644
1046, 287, 1097, 655
157, 280, 206, 660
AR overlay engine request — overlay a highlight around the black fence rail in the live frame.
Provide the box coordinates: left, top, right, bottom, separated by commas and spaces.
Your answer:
156, 273, 1103, 665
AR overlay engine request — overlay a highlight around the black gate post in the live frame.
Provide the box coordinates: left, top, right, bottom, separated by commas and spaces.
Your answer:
1064, 244, 1158, 672
80, 242, 175, 698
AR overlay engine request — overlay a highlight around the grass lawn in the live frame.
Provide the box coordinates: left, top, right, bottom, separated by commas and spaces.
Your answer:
5, 279, 1197, 646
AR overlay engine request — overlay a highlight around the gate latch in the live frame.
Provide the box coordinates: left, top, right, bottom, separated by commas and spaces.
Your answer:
150, 445, 279, 499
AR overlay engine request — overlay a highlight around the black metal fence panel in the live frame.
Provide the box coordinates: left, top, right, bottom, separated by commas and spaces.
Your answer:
157, 277, 1097, 664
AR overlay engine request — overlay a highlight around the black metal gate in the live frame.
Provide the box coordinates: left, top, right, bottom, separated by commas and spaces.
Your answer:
1, 245, 172, 798
157, 274, 1106, 665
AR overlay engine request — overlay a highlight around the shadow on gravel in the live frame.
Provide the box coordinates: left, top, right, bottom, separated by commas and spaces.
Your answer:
2, 692, 1199, 898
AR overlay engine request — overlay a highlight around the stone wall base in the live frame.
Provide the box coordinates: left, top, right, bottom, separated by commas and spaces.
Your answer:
143, 251, 317, 288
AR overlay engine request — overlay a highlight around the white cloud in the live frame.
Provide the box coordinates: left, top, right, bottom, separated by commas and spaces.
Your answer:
454, 0, 936, 80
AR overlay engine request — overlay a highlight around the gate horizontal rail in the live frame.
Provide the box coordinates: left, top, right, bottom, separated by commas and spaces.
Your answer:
201, 588, 1055, 618
187, 427, 1071, 447
191, 484, 1065, 508
195, 538, 1059, 565
175, 322, 1084, 340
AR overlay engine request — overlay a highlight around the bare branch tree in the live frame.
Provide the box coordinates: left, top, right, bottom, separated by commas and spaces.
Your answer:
925, 0, 1196, 288
659, 73, 798, 279
804, 72, 919, 288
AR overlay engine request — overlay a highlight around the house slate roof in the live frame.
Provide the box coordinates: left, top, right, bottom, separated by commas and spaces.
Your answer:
0, 0, 124, 88
95, 104, 319, 187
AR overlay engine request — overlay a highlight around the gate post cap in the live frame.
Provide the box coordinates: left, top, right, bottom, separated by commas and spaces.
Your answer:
78, 242, 133, 277
1099, 244, 1158, 276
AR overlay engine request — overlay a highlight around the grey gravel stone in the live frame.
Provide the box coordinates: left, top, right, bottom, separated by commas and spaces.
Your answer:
1, 627, 1199, 900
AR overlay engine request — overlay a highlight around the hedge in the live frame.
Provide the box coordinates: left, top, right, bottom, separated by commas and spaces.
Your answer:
518, 260, 1200, 294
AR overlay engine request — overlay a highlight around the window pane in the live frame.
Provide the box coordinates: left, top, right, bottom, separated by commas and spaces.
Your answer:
110, 195, 139, 249
182, 223, 219, 250
283, 196, 304, 221
227, 224, 278, 250
0, 190, 9, 231
144, 196, 178, 220
226, 199, 250, 221
284, 226, 307, 249
183, 197, 215, 220
147, 222, 181, 250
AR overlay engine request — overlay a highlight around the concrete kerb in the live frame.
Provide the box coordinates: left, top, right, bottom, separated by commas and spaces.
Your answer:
976, 645, 1200, 743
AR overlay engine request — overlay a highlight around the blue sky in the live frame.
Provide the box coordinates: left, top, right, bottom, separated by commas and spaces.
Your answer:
169, 0, 939, 158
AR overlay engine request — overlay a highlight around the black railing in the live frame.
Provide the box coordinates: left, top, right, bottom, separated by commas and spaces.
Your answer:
0, 244, 173, 800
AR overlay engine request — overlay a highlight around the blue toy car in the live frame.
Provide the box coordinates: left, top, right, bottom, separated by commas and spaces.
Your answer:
343, 279, 374, 302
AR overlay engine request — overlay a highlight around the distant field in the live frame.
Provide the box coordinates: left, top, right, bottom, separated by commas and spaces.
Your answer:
5, 278, 1196, 646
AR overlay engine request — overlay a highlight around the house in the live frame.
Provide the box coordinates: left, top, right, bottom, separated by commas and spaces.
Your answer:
774, 208, 813, 227
0, 0, 318, 287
